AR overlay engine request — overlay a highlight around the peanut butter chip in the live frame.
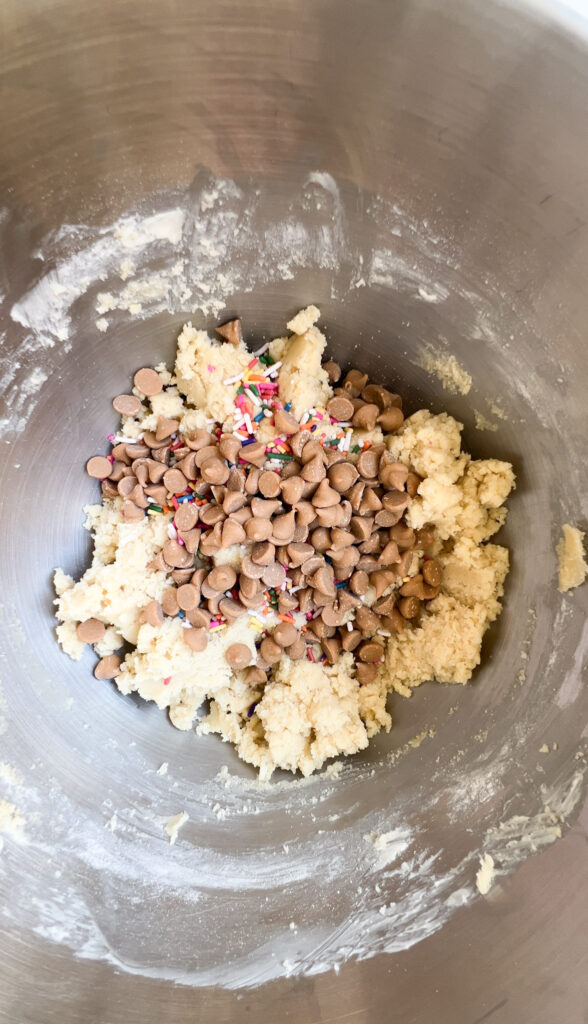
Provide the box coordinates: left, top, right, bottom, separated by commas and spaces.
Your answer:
327, 395, 354, 421
308, 564, 336, 597
341, 628, 362, 652
260, 638, 282, 665
223, 643, 251, 671
174, 504, 198, 533
272, 510, 296, 543
398, 596, 420, 619
163, 468, 188, 494
422, 559, 442, 587
201, 458, 230, 485
219, 436, 242, 464
343, 369, 368, 396
176, 584, 200, 611
356, 662, 378, 685
390, 524, 415, 549
378, 407, 404, 432
218, 597, 246, 621
183, 528, 202, 554
141, 600, 164, 627
184, 627, 208, 652
301, 455, 326, 483
356, 449, 379, 479
273, 621, 298, 647
244, 665, 267, 685
208, 566, 237, 592
311, 478, 340, 508
245, 517, 273, 542
273, 408, 300, 435
352, 403, 379, 431
240, 441, 266, 467
216, 318, 243, 346
251, 497, 281, 518
262, 562, 286, 588
113, 394, 142, 416
280, 476, 305, 505
350, 570, 369, 595
358, 640, 384, 663
328, 462, 358, 492
286, 542, 313, 566
133, 367, 163, 397
251, 541, 276, 566
323, 360, 341, 383
258, 471, 281, 498
240, 554, 266, 579
86, 456, 112, 479
382, 490, 410, 512
379, 461, 409, 490
161, 587, 180, 616
122, 500, 145, 522
94, 654, 121, 679
76, 618, 106, 644
163, 539, 192, 568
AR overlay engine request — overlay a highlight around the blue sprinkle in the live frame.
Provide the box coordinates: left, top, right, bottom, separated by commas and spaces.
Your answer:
177, 611, 185, 619
247, 701, 259, 719
285, 402, 292, 411
254, 411, 264, 422
336, 581, 347, 589
241, 437, 256, 447
310, 424, 317, 432
177, 495, 191, 503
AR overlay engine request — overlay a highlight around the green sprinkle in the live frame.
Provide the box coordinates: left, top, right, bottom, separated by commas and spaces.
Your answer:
267, 452, 294, 460
149, 504, 163, 512
352, 444, 361, 453
249, 384, 260, 397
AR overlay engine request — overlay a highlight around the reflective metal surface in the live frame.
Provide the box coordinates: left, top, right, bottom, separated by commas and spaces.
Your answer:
1, 1, 587, 1021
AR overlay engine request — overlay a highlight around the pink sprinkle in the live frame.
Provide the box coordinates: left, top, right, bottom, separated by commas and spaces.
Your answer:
208, 364, 215, 373
107, 455, 114, 463
163, 676, 171, 686
177, 537, 184, 546
108, 434, 115, 442
307, 648, 316, 663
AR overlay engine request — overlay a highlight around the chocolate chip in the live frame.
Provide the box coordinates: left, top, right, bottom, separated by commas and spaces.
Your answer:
86, 456, 112, 479
225, 643, 252, 670
361, 384, 393, 410
113, 394, 142, 417
184, 627, 208, 652
94, 654, 121, 679
76, 618, 106, 644
133, 368, 162, 397
216, 318, 243, 346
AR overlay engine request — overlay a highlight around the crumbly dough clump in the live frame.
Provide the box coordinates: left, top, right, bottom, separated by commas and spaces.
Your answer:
54, 309, 515, 779
556, 524, 587, 593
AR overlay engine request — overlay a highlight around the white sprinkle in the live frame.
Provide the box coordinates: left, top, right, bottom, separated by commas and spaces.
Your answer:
290, 585, 302, 593
337, 421, 352, 427
253, 343, 269, 357
167, 523, 177, 540
299, 412, 310, 425
223, 374, 243, 386
263, 409, 273, 418
246, 388, 261, 407
244, 413, 253, 434
346, 621, 353, 631
263, 361, 281, 376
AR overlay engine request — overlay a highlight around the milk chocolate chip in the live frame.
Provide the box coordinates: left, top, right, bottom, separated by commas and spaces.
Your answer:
76, 618, 106, 644
133, 367, 162, 397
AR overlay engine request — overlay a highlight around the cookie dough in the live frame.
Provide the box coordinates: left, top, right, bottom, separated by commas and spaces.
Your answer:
54, 309, 515, 779
556, 524, 587, 593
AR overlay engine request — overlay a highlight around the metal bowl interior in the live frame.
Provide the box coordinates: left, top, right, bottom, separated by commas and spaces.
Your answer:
0, 1, 587, 1022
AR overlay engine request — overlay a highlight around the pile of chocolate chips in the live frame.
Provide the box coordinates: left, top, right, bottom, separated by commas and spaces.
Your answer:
84, 341, 441, 685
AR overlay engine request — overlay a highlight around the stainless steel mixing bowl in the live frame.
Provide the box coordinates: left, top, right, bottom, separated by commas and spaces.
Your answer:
1, 1, 587, 1021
